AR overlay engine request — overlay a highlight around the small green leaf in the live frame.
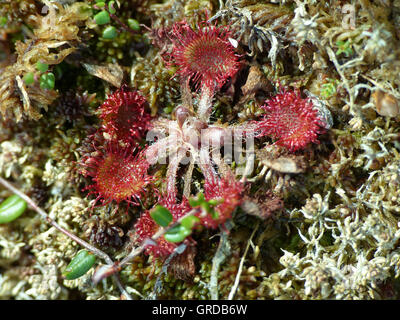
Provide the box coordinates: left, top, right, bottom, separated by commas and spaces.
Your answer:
39, 73, 55, 90
208, 199, 221, 206
164, 224, 191, 243
23, 72, 35, 85
95, 1, 106, 7
209, 208, 219, 220
108, 1, 116, 14
0, 195, 27, 224
150, 205, 173, 227
321, 79, 339, 99
188, 198, 199, 207
189, 193, 205, 207
102, 26, 117, 39
94, 10, 110, 25
336, 40, 353, 57
127, 18, 140, 31
163, 106, 174, 114
180, 215, 199, 230
201, 201, 212, 213
63, 250, 96, 280
0, 16, 7, 27
36, 61, 49, 73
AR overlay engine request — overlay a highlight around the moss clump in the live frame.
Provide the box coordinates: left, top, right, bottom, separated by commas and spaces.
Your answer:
1, 0, 400, 300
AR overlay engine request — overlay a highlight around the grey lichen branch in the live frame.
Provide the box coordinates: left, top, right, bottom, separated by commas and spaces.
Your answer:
208, 224, 232, 300
227, 222, 259, 300
148, 243, 188, 300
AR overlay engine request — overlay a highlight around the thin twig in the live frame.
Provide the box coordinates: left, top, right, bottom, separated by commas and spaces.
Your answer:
0, 177, 133, 300
0, 177, 110, 262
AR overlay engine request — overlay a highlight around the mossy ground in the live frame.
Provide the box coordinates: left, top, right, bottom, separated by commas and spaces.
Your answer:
1, 0, 400, 300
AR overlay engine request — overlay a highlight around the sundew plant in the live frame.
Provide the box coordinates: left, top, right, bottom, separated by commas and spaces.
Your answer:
0, 0, 400, 300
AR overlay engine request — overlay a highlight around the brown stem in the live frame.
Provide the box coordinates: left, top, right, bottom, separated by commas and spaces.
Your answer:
0, 177, 132, 300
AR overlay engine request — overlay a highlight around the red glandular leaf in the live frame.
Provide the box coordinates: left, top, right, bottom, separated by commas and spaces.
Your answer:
201, 175, 243, 229
167, 20, 241, 91
99, 86, 152, 145
253, 88, 324, 152
80, 142, 153, 207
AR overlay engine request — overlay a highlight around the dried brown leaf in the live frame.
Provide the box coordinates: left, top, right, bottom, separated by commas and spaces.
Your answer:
168, 245, 197, 282
82, 63, 124, 88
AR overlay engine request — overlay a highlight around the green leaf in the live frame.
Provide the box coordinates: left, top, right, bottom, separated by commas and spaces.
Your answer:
23, 72, 35, 85
335, 40, 353, 57
188, 193, 205, 207
208, 199, 221, 206
36, 61, 49, 73
108, 1, 116, 14
188, 198, 199, 207
189, 193, 221, 220
102, 26, 117, 39
209, 209, 219, 220
321, 79, 339, 99
95, 1, 106, 7
39, 73, 55, 90
63, 250, 96, 280
201, 201, 212, 213
164, 224, 191, 243
0, 16, 7, 27
150, 205, 173, 227
94, 10, 110, 25
180, 215, 199, 230
127, 18, 140, 31
163, 106, 174, 114
0, 195, 27, 224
